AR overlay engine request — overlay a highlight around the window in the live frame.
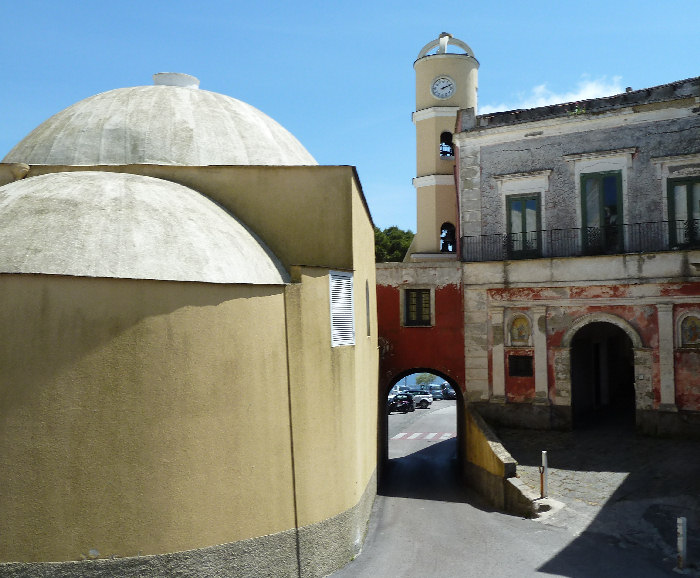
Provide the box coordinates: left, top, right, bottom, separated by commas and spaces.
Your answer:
509, 355, 533, 377
404, 289, 431, 326
440, 222, 456, 253
365, 280, 371, 337
668, 178, 700, 247
330, 271, 354, 347
581, 171, 623, 254
439, 132, 454, 158
506, 194, 540, 258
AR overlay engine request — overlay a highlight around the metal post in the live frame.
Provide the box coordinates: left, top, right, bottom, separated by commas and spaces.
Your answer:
677, 516, 687, 570
538, 450, 548, 499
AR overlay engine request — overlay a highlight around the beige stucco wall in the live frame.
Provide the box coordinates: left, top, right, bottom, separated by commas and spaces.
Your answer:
415, 120, 457, 177
24, 164, 359, 273
413, 183, 458, 253
0, 163, 379, 572
286, 181, 378, 527
0, 275, 295, 562
414, 54, 478, 112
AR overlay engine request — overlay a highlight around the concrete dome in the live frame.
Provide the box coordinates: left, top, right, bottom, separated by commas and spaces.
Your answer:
3, 76, 317, 167
0, 171, 289, 284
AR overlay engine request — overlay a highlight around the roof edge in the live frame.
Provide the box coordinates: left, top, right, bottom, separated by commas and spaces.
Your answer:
473, 76, 700, 130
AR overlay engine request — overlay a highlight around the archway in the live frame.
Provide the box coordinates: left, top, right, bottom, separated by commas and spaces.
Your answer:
570, 322, 636, 427
378, 369, 463, 486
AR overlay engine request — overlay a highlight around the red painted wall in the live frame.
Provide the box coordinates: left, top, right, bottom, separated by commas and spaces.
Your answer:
376, 283, 464, 393
504, 349, 535, 402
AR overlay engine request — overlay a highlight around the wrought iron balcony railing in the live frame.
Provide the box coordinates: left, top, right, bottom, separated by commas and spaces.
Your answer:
460, 220, 700, 263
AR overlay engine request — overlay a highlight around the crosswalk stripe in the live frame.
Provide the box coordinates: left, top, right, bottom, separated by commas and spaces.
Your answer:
390, 432, 456, 441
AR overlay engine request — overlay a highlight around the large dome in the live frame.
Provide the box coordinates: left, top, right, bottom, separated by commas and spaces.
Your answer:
0, 171, 289, 284
3, 74, 317, 167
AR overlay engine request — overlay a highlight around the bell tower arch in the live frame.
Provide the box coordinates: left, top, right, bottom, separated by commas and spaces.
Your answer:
408, 32, 479, 259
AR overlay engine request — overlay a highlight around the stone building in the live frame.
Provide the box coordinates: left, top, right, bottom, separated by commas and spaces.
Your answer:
377, 33, 700, 442
0, 73, 378, 577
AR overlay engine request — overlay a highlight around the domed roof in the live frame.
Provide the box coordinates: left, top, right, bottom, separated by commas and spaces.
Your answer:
0, 171, 289, 284
3, 74, 317, 167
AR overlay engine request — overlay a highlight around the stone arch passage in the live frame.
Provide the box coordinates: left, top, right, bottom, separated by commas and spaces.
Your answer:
378, 368, 463, 484
552, 312, 653, 430
569, 322, 636, 427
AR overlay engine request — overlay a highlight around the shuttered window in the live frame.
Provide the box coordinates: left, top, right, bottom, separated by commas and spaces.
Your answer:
404, 289, 431, 326
330, 271, 355, 347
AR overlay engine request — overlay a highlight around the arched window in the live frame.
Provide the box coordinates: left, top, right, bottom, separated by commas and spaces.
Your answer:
440, 222, 456, 253
680, 314, 700, 347
509, 316, 532, 346
439, 132, 454, 158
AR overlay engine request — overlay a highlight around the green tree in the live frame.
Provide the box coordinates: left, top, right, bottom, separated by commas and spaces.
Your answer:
374, 226, 414, 262
414, 373, 436, 388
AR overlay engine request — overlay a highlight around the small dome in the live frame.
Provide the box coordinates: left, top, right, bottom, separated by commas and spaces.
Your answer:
3, 79, 317, 167
0, 171, 289, 284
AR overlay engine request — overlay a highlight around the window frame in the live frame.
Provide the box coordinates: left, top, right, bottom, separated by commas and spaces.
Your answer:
505, 193, 541, 258
402, 287, 433, 327
667, 177, 700, 247
508, 354, 534, 378
580, 170, 623, 254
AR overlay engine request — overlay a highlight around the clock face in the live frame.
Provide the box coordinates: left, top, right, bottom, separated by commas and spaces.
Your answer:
431, 76, 455, 99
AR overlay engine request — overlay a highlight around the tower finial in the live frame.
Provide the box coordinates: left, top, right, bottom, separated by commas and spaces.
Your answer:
438, 33, 451, 54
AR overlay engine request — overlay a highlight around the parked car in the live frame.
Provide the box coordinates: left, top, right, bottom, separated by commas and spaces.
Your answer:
429, 385, 444, 400
408, 389, 433, 409
388, 393, 415, 414
442, 385, 457, 400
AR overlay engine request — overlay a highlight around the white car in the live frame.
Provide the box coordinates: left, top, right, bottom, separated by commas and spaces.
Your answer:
408, 390, 433, 409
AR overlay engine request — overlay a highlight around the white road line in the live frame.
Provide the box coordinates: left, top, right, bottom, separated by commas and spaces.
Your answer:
390, 432, 457, 441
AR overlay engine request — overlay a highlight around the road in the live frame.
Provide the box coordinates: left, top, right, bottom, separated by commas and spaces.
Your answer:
330, 401, 683, 577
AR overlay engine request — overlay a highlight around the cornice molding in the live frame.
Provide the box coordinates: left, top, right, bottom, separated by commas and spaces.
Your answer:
413, 107, 460, 124
412, 174, 456, 188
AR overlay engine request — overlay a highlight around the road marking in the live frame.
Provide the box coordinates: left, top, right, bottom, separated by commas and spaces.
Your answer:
390, 432, 456, 441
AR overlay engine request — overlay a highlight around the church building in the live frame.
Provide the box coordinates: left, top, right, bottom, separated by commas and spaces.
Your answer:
0, 73, 378, 577
377, 33, 700, 440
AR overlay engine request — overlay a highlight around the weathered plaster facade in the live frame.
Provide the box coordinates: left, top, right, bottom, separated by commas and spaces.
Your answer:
453, 77, 700, 437
377, 33, 700, 443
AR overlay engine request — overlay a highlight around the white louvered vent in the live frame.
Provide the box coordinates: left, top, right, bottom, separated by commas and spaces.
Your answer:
330, 271, 355, 347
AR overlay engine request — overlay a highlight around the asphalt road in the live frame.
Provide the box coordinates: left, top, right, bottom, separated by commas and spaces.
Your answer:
330, 401, 683, 577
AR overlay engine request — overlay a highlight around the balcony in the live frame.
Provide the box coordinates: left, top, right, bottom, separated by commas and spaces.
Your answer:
460, 220, 700, 263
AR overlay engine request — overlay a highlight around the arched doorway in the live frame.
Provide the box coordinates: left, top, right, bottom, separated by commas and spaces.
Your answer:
570, 322, 635, 427
378, 369, 463, 486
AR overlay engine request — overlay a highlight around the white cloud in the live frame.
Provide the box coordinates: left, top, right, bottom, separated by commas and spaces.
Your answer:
480, 75, 624, 114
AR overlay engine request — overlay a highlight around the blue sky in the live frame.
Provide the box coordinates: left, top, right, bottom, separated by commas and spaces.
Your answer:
3, 1, 699, 231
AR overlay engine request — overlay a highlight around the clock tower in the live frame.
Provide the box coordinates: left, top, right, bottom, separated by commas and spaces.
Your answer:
408, 32, 478, 260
